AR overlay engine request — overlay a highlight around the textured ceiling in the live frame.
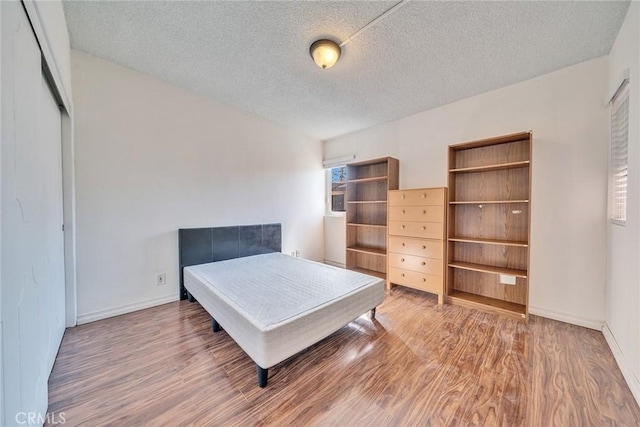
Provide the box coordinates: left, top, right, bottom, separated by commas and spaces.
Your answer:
63, 1, 629, 140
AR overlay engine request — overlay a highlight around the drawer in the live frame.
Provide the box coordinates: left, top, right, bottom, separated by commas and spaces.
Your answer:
388, 252, 443, 276
389, 188, 444, 206
389, 205, 444, 222
388, 267, 443, 295
388, 221, 444, 240
388, 236, 443, 259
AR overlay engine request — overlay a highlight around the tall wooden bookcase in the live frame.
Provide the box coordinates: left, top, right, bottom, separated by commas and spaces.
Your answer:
446, 132, 532, 321
346, 157, 399, 279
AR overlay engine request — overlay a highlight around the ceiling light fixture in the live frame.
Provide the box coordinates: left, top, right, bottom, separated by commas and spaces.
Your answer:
310, 39, 341, 69
309, 0, 411, 70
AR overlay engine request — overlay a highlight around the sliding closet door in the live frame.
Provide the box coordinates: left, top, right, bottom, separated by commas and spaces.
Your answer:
1, 2, 66, 424
39, 73, 66, 376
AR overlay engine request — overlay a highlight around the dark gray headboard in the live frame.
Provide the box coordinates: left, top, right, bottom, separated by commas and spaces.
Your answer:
178, 223, 282, 300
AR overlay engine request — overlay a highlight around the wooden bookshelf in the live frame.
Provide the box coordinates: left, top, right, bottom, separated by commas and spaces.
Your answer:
345, 157, 399, 279
346, 246, 387, 256
448, 237, 529, 247
449, 160, 530, 173
446, 132, 532, 321
447, 291, 527, 320
448, 261, 527, 278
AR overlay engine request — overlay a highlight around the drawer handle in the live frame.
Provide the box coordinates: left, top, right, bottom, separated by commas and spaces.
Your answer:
402, 243, 406, 246
421, 194, 426, 198
422, 245, 426, 249
422, 278, 426, 282
401, 225, 405, 229
401, 258, 405, 262
421, 262, 426, 266
402, 209, 405, 214
422, 226, 426, 230
401, 273, 405, 277
423, 210, 427, 214
401, 194, 406, 199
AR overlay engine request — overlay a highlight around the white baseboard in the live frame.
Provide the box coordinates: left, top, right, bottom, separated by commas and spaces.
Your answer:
76, 294, 179, 325
603, 323, 640, 406
323, 260, 346, 268
528, 305, 603, 331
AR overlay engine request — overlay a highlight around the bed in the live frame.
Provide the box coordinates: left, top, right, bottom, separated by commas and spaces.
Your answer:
178, 224, 385, 387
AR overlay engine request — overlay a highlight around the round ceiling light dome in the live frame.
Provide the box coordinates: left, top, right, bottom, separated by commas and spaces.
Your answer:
310, 39, 341, 69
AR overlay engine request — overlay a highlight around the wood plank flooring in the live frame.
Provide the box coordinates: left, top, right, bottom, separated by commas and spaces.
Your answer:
47, 287, 640, 426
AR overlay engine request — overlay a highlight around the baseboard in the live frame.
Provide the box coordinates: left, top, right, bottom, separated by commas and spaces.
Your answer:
77, 294, 179, 325
603, 323, 640, 406
323, 260, 346, 268
528, 305, 603, 331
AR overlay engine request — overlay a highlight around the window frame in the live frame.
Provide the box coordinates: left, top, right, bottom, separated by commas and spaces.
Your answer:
326, 165, 347, 215
609, 79, 630, 226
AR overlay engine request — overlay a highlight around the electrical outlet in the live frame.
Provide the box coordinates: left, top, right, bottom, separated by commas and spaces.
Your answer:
290, 251, 296, 256
295, 250, 300, 257
156, 272, 166, 286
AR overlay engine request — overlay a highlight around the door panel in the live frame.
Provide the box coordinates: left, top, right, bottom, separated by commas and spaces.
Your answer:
1, 3, 65, 424
39, 74, 65, 376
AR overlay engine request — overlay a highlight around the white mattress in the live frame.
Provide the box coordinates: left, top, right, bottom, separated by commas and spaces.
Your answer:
184, 253, 385, 369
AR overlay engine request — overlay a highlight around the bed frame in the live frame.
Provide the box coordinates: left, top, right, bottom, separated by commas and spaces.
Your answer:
178, 223, 381, 388
178, 223, 281, 300
179, 223, 282, 387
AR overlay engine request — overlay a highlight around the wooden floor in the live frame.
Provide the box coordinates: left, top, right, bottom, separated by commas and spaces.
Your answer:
47, 287, 640, 426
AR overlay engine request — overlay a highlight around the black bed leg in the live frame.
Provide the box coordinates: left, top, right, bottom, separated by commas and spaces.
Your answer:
187, 291, 196, 303
371, 307, 376, 321
257, 366, 268, 388
211, 317, 221, 332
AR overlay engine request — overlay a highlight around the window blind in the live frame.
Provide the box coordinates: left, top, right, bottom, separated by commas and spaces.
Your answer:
610, 80, 629, 224
322, 155, 355, 169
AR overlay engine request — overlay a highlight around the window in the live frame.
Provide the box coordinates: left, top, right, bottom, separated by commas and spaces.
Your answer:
323, 155, 353, 214
330, 166, 347, 212
609, 80, 629, 225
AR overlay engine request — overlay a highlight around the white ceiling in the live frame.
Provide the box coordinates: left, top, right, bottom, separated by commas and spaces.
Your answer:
63, 1, 629, 140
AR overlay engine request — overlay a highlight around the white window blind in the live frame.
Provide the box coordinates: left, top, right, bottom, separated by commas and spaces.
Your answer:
609, 80, 629, 224
322, 155, 354, 169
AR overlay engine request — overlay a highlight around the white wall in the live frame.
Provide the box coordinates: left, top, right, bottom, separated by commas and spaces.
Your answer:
324, 215, 345, 266
71, 50, 325, 323
605, 1, 640, 404
325, 56, 609, 330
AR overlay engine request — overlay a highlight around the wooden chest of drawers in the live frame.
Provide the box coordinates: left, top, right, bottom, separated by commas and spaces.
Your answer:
387, 188, 447, 303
